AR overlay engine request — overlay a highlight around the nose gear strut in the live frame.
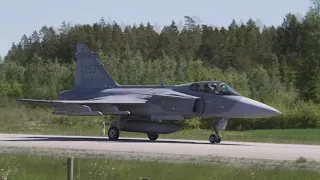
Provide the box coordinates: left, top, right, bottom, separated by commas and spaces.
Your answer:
209, 117, 228, 144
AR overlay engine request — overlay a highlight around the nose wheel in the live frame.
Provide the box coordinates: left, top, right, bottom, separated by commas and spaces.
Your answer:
209, 117, 228, 144
209, 134, 222, 144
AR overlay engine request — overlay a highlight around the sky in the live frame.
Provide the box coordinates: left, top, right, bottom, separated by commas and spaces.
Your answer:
0, 0, 312, 57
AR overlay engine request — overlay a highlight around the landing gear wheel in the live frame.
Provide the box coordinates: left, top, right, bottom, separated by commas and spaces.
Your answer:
209, 117, 227, 144
209, 134, 217, 143
209, 134, 222, 144
108, 126, 120, 140
215, 136, 221, 143
147, 133, 159, 141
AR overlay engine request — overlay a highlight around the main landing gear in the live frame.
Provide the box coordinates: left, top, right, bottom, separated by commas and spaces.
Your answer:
147, 133, 159, 141
107, 126, 159, 141
209, 117, 228, 144
108, 126, 120, 140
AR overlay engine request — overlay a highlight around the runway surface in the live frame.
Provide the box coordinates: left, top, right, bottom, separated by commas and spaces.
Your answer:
0, 133, 319, 161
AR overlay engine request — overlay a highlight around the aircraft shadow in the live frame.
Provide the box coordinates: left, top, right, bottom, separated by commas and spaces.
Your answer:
1, 136, 251, 146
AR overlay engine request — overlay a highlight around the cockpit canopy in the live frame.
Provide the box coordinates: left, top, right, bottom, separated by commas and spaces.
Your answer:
189, 81, 240, 96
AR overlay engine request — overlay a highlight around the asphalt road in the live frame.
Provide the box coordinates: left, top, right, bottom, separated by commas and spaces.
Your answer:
0, 133, 319, 161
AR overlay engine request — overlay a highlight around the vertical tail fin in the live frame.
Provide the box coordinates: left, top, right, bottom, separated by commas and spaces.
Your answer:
74, 43, 118, 89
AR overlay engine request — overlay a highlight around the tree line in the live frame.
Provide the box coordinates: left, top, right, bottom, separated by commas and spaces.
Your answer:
1, 1, 320, 130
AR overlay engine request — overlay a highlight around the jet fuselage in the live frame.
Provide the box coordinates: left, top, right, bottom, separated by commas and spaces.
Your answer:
58, 82, 281, 120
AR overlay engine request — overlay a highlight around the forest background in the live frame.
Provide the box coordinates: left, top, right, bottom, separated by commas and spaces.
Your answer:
2, 1, 320, 131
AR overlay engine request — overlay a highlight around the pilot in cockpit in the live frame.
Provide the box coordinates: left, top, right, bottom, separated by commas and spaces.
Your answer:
203, 83, 215, 93
211, 83, 217, 91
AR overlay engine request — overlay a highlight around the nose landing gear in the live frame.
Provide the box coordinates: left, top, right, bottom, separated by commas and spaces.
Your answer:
209, 117, 228, 144
209, 134, 221, 143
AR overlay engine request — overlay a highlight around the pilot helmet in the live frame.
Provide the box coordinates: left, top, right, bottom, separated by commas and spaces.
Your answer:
222, 85, 228, 91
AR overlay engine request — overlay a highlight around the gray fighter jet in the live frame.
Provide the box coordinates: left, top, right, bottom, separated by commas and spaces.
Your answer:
17, 43, 282, 143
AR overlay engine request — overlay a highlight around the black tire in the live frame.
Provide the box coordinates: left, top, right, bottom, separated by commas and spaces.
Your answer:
147, 133, 159, 141
108, 126, 120, 140
209, 134, 216, 143
215, 137, 221, 143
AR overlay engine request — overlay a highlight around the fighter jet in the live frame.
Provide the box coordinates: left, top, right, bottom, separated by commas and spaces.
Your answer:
17, 43, 282, 144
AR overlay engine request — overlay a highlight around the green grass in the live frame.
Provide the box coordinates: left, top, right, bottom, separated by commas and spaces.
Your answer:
0, 153, 319, 180
1, 103, 320, 145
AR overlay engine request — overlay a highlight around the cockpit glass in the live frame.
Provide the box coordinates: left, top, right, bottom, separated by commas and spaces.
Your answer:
189, 81, 240, 96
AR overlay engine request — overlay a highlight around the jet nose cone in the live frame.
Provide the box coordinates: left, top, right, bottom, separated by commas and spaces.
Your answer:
230, 97, 282, 118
